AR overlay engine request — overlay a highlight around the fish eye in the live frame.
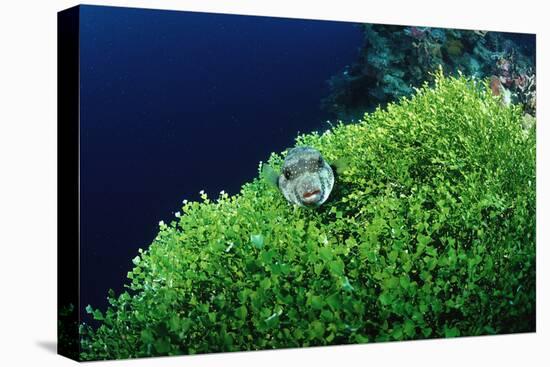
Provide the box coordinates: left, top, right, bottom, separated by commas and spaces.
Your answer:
284, 169, 291, 180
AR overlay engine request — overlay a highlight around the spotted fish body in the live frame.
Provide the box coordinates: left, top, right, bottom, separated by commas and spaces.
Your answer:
276, 146, 335, 208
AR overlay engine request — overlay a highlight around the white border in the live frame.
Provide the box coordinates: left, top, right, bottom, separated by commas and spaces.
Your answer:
0, 0, 547, 366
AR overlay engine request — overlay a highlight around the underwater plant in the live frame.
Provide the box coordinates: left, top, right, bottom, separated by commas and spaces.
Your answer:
80, 72, 535, 360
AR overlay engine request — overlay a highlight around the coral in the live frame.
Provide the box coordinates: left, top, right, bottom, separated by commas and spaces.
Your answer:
404, 26, 428, 39
80, 74, 535, 360
474, 30, 489, 37
322, 25, 536, 121
496, 56, 514, 86
445, 39, 464, 57
430, 29, 447, 43
513, 68, 536, 115
491, 47, 536, 115
490, 75, 503, 96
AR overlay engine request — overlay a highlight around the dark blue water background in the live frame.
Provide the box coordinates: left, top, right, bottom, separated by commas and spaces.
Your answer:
79, 5, 363, 323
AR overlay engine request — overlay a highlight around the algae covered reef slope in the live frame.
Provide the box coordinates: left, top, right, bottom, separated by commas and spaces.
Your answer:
80, 73, 535, 360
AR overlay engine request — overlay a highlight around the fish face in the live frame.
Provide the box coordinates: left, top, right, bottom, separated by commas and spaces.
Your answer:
278, 147, 334, 208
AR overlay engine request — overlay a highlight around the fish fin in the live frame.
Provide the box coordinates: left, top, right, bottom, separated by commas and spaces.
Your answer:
331, 158, 351, 175
261, 164, 280, 188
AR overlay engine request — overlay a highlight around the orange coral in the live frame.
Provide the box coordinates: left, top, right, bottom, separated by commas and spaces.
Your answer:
490, 76, 502, 96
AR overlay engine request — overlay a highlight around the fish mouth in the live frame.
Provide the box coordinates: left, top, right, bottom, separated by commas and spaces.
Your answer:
301, 189, 322, 206
303, 189, 321, 198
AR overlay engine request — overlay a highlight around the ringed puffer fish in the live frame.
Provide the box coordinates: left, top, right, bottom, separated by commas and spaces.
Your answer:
262, 146, 346, 208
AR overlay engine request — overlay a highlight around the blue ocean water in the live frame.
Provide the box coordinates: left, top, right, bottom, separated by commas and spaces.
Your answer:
79, 5, 363, 322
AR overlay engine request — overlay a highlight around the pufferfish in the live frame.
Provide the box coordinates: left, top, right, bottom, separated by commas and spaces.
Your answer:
262, 146, 347, 208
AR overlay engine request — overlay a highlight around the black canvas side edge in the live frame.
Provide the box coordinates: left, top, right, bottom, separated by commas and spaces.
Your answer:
57, 5, 80, 361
